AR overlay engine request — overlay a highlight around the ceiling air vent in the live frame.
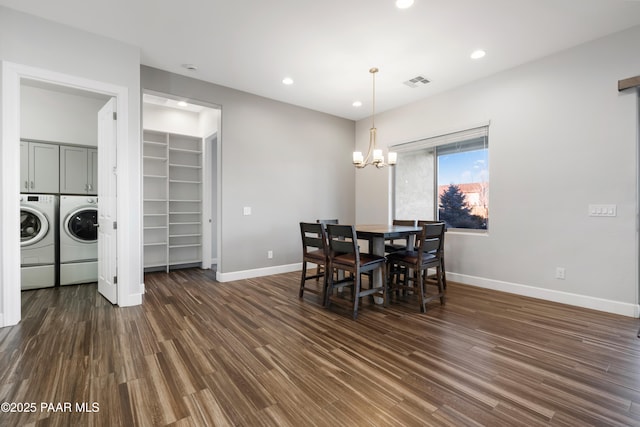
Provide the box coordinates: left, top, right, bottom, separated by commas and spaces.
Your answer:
403, 75, 430, 88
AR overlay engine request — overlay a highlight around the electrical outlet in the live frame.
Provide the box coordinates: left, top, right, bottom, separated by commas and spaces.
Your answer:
555, 267, 565, 280
267, 250, 273, 259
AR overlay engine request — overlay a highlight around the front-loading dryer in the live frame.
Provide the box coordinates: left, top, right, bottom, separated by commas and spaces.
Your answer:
59, 195, 98, 285
20, 194, 57, 290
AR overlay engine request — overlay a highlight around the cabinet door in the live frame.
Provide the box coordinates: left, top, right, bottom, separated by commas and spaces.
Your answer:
60, 146, 88, 194
20, 141, 29, 192
29, 142, 59, 193
87, 148, 98, 194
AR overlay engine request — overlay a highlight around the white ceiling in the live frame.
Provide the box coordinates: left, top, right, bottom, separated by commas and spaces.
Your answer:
2, 0, 640, 120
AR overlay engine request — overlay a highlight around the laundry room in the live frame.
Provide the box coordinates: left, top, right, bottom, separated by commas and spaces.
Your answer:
20, 80, 109, 290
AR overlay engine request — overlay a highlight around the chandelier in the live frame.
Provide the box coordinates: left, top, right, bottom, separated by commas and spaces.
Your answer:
353, 67, 397, 168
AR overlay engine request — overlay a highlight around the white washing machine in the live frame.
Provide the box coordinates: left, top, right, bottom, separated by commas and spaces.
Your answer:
20, 194, 57, 290
59, 195, 98, 285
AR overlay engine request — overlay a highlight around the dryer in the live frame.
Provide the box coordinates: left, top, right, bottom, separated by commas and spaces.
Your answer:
59, 195, 98, 285
20, 194, 57, 290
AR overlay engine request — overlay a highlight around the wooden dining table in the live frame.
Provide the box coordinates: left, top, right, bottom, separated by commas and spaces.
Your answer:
355, 224, 423, 256
355, 224, 423, 295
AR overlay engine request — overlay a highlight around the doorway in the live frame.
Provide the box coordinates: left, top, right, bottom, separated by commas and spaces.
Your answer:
1, 61, 133, 327
141, 91, 221, 273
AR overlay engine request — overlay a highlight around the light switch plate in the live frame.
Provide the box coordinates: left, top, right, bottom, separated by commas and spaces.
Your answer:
243, 206, 252, 216
588, 204, 616, 217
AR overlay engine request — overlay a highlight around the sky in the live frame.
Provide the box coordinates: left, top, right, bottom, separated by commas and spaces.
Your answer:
437, 149, 488, 186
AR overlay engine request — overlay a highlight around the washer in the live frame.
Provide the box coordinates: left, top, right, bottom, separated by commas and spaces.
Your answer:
20, 194, 57, 290
59, 195, 98, 285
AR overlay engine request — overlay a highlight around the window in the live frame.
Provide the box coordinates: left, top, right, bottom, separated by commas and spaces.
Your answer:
393, 126, 489, 230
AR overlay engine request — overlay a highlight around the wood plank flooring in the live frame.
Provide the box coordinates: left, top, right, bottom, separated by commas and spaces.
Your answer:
1, 268, 640, 426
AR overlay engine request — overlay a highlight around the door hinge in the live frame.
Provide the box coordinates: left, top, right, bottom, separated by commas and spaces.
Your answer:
113, 221, 117, 230
113, 112, 117, 120
113, 276, 117, 284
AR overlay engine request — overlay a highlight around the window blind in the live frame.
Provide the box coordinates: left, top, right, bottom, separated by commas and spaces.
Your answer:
391, 125, 489, 153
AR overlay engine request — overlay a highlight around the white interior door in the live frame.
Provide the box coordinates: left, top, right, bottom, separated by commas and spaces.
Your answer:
97, 98, 117, 304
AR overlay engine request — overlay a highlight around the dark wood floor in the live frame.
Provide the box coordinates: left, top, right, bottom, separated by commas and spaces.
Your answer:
1, 269, 640, 426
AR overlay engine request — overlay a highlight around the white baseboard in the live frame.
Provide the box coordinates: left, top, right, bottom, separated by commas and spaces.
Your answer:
217, 263, 302, 282
213, 265, 639, 318
447, 272, 640, 318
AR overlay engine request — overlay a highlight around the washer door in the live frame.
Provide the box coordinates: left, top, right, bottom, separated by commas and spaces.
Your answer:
21, 206, 49, 247
65, 208, 98, 243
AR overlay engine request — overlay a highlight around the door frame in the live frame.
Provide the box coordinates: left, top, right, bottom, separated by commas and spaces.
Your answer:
1, 61, 131, 326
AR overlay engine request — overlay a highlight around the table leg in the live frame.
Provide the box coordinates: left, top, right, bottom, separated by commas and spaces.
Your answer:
371, 236, 385, 304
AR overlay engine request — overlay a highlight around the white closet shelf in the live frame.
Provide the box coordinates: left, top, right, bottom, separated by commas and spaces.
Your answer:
144, 130, 204, 273
169, 179, 202, 184
144, 262, 168, 268
169, 147, 201, 154
169, 163, 202, 169
168, 259, 201, 265
144, 242, 168, 247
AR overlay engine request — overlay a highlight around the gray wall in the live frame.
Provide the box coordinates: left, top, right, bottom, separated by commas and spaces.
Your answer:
355, 25, 640, 314
141, 66, 356, 276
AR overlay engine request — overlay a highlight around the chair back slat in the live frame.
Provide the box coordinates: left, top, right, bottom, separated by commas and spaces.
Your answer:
417, 223, 445, 258
326, 224, 358, 257
300, 222, 327, 256
317, 219, 339, 228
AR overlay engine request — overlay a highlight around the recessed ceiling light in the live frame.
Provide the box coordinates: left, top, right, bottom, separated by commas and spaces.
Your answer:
395, 0, 414, 9
282, 77, 294, 85
470, 50, 486, 59
181, 63, 198, 71
177, 101, 188, 107
353, 101, 363, 107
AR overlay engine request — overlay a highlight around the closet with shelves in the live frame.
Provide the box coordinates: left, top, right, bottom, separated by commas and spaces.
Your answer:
143, 130, 203, 271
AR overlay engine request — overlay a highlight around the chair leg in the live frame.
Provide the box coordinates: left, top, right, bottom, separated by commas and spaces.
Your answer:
381, 263, 387, 307
299, 262, 308, 298
352, 273, 361, 320
417, 269, 427, 313
386, 262, 394, 302
441, 256, 447, 289
320, 265, 328, 306
437, 266, 445, 305
324, 266, 333, 308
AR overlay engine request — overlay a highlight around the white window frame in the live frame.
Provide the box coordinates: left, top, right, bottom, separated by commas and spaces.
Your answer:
392, 125, 489, 232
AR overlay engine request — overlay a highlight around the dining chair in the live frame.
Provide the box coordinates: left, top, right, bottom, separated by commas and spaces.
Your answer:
315, 219, 339, 280
387, 222, 445, 313
298, 222, 329, 304
325, 224, 387, 320
418, 220, 447, 289
384, 219, 418, 254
